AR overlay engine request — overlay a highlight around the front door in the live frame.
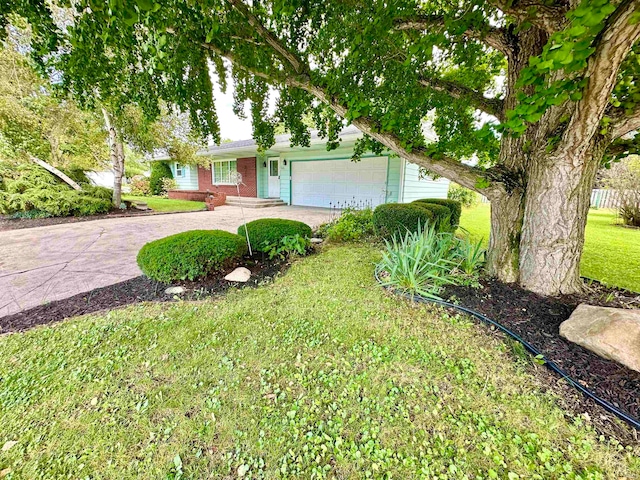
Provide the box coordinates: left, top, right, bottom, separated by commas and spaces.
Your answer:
268, 158, 280, 198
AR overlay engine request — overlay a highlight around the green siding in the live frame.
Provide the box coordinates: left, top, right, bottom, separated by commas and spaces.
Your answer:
401, 161, 450, 202
280, 158, 291, 204
385, 157, 401, 203
256, 154, 269, 198
170, 162, 199, 190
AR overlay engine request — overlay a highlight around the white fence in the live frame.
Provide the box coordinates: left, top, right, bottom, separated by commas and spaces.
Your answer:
590, 189, 621, 209
480, 189, 622, 209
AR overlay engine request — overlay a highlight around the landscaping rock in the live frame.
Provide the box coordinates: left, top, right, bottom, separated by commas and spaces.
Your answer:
559, 304, 640, 373
224, 267, 251, 282
132, 201, 149, 211
310, 237, 323, 244
165, 286, 185, 295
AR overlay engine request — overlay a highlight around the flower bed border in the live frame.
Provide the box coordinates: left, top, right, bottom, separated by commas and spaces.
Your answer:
374, 269, 640, 432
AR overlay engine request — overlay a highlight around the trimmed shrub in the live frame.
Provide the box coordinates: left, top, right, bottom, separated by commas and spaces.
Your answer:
412, 201, 452, 231
373, 203, 435, 239
238, 218, 312, 253
137, 230, 248, 282
149, 162, 174, 196
414, 198, 462, 227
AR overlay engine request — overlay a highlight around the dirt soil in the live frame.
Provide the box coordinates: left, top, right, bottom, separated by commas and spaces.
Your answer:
0, 256, 287, 335
442, 279, 640, 424
0, 207, 158, 231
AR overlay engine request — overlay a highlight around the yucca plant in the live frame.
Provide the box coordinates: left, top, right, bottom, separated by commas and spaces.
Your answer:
376, 224, 461, 299
454, 237, 486, 275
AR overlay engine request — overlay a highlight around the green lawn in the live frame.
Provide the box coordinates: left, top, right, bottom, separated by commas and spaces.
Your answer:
459, 203, 640, 292
1, 246, 638, 478
123, 195, 206, 212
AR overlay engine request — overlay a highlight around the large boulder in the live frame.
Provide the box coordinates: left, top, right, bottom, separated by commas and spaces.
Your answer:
559, 304, 640, 373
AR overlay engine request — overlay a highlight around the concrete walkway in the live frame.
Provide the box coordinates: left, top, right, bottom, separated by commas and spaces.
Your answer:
0, 205, 332, 317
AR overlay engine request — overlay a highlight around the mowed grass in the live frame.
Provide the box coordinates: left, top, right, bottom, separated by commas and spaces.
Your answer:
123, 195, 205, 212
459, 203, 640, 292
1, 246, 638, 478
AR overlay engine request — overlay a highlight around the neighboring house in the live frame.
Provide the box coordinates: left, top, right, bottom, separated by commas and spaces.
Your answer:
159, 126, 449, 208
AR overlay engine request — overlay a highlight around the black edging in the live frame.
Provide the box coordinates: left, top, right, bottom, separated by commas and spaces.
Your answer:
374, 269, 640, 432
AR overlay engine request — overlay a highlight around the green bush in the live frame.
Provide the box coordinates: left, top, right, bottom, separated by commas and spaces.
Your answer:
0, 164, 114, 217
137, 230, 248, 282
377, 225, 485, 299
324, 208, 375, 242
373, 203, 435, 239
238, 218, 312, 253
413, 198, 462, 228
262, 234, 311, 260
149, 162, 174, 196
448, 184, 478, 208
412, 202, 452, 231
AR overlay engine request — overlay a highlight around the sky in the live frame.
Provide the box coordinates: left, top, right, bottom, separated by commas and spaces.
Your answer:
212, 81, 255, 141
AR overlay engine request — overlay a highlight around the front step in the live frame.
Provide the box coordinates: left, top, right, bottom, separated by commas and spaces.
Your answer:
225, 196, 286, 208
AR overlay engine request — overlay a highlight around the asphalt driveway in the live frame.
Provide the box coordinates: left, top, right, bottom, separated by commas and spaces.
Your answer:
0, 205, 332, 318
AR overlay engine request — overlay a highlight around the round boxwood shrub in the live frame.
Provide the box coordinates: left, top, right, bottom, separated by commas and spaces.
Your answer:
137, 230, 247, 282
414, 198, 462, 227
149, 161, 174, 196
373, 203, 435, 239
238, 218, 312, 252
412, 201, 453, 231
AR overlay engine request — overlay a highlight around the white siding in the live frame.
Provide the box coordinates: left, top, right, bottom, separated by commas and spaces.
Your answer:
171, 162, 199, 190
400, 160, 450, 203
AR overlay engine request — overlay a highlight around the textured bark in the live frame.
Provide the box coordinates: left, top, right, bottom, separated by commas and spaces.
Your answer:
102, 108, 125, 207
486, 190, 525, 282
485, 27, 547, 282
519, 144, 603, 295
29, 156, 83, 191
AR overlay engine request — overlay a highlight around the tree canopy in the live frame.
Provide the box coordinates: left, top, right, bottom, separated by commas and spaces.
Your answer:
0, 46, 108, 170
2, 0, 639, 294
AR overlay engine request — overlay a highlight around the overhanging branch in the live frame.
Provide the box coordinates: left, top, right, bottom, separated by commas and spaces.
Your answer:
225, 0, 306, 74
563, 0, 640, 152
394, 14, 513, 56
418, 75, 505, 120
488, 0, 569, 33
610, 104, 640, 140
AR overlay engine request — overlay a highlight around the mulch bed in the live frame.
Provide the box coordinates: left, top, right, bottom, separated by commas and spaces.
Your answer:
0, 207, 207, 231
441, 279, 640, 429
0, 256, 288, 335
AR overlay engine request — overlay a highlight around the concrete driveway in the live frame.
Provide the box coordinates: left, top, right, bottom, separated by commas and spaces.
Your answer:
0, 205, 332, 318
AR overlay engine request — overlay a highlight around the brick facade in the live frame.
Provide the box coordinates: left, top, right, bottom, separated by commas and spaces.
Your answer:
197, 157, 258, 197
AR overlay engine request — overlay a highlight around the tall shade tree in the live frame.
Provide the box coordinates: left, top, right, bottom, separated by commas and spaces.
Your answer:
4, 0, 639, 294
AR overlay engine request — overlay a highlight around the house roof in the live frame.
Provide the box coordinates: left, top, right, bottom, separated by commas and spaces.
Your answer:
154, 123, 436, 161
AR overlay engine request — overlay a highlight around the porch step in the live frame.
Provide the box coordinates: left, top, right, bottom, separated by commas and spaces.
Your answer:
225, 196, 287, 208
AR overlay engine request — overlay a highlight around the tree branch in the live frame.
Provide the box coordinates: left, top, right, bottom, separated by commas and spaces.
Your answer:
488, 0, 569, 33
197, 43, 498, 196
224, 0, 306, 74
562, 0, 640, 154
610, 104, 640, 140
606, 136, 639, 157
394, 14, 514, 56
418, 75, 505, 120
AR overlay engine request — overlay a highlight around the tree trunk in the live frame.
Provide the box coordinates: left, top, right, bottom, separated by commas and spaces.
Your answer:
518, 145, 602, 295
484, 26, 546, 284
102, 108, 125, 207
486, 189, 525, 282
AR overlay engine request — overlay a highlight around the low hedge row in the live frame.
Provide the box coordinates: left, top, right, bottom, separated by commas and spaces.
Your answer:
414, 198, 462, 227
137, 230, 248, 282
238, 218, 312, 252
373, 203, 435, 239
373, 198, 462, 238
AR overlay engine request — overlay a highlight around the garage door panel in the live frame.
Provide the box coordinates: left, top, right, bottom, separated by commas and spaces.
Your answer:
292, 157, 388, 208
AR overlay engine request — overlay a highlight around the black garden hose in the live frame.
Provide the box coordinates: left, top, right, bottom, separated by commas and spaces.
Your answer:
374, 269, 640, 432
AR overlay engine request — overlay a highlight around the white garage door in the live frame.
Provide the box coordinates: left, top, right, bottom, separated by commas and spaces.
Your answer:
291, 157, 388, 208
